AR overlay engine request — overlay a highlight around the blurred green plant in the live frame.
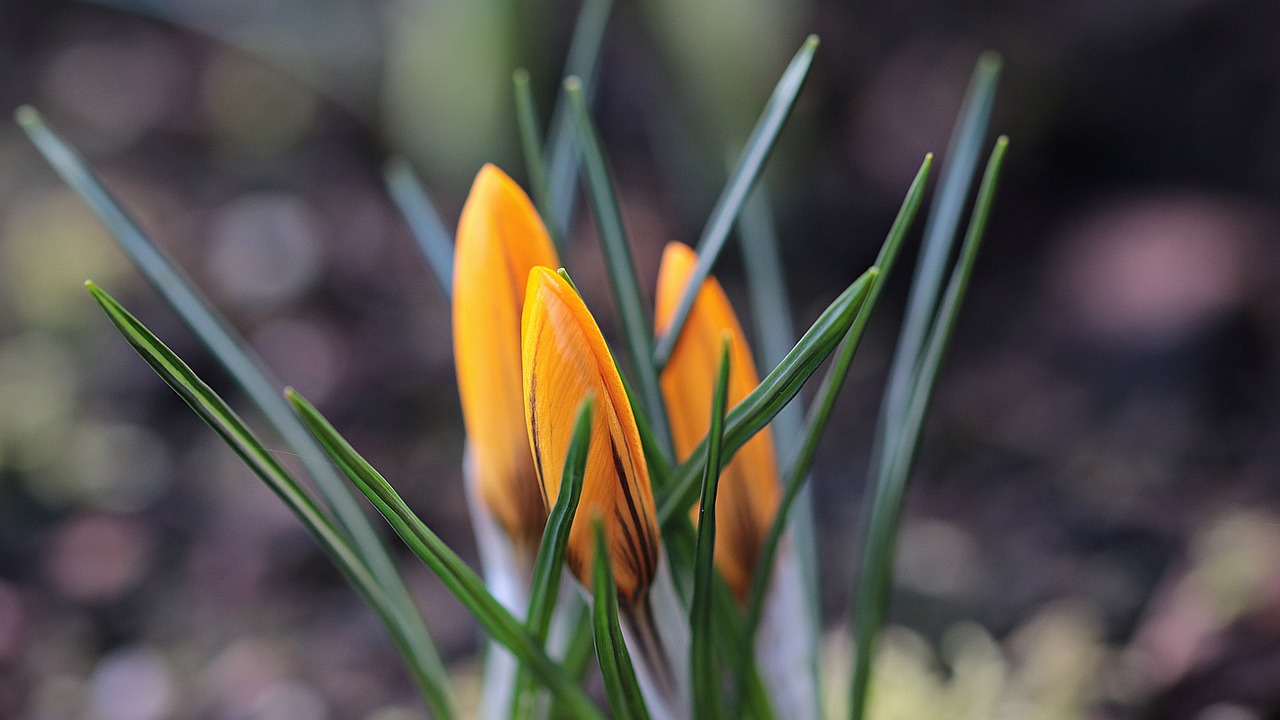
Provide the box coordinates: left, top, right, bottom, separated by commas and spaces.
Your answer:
19, 4, 1009, 717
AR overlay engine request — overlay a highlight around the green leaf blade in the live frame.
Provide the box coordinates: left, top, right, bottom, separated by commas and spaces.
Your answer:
591, 519, 653, 720
652, 35, 820, 369
287, 391, 607, 720
564, 77, 675, 461
83, 283, 457, 719
734, 153, 932, 712
513, 68, 561, 257
546, 0, 614, 240
690, 340, 731, 720
510, 398, 594, 720
657, 266, 878, 528
848, 137, 1007, 720
21, 104, 455, 719
384, 156, 455, 298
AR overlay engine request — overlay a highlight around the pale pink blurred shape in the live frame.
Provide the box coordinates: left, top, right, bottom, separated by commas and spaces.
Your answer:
1051, 193, 1270, 347
46, 513, 153, 603
41, 33, 188, 150
198, 638, 294, 718
89, 646, 172, 720
245, 681, 328, 720
207, 193, 325, 308
846, 42, 973, 198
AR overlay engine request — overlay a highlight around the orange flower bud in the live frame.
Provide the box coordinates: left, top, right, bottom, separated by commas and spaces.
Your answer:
655, 241, 781, 600
453, 164, 559, 550
522, 266, 660, 604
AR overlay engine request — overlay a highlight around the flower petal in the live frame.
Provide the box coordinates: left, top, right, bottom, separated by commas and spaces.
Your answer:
453, 164, 559, 549
655, 241, 781, 600
522, 266, 660, 604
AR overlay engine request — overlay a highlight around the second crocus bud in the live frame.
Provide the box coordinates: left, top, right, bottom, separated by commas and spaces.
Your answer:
655, 241, 782, 601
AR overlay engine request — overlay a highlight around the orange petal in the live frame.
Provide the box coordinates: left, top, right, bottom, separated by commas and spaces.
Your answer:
522, 267, 660, 604
655, 241, 781, 600
453, 164, 560, 549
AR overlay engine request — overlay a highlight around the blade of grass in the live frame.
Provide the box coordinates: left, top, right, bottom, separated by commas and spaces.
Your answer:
288, 390, 608, 720
735, 180, 821, 699
548, 604, 598, 719
513, 68, 561, 257
875, 53, 1000, 451
848, 137, 1007, 720
663, 514, 774, 720
591, 518, 653, 720
652, 35, 820, 369
84, 283, 456, 719
734, 154, 932, 713
510, 397, 593, 720
526, 396, 593, 642
20, 107, 455, 718
690, 339, 731, 720
657, 266, 878, 528
546, 0, 614, 241
737, 185, 802, 459
564, 77, 675, 460
385, 156, 455, 297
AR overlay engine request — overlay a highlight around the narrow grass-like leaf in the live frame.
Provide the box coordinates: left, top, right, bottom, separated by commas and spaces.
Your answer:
848, 138, 1007, 720
20, 107, 454, 718
385, 156, 455, 297
732, 155, 932, 713
510, 398, 593, 720
513, 68, 561, 257
735, 181, 820, 690
657, 267, 877, 528
737, 185, 802, 460
690, 339, 731, 720
652, 35, 820, 369
84, 283, 455, 718
287, 391, 607, 720
591, 518, 653, 720
546, 0, 614, 240
549, 605, 598, 720
875, 53, 1000, 455
664, 520, 775, 720
526, 396, 593, 640
564, 77, 674, 459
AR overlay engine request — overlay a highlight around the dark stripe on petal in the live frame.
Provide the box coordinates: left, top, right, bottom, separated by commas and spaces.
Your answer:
528, 364, 549, 509
611, 431, 655, 587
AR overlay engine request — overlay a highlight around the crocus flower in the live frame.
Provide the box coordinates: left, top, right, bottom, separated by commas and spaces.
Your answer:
453, 163, 560, 553
655, 241, 782, 601
521, 266, 660, 604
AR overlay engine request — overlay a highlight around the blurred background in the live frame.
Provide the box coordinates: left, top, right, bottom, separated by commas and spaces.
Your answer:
1, 0, 1279, 718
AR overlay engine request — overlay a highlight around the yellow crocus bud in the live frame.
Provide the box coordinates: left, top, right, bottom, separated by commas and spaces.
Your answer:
522, 266, 660, 604
655, 241, 781, 600
453, 164, 560, 551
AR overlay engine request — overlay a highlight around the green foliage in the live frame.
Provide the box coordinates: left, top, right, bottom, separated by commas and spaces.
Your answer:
690, 340, 732, 720
27, 12, 1007, 717
653, 35, 820, 369
591, 519, 653, 720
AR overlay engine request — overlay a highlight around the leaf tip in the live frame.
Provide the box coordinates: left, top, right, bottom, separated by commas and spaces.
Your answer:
978, 51, 1004, 76
564, 75, 583, 93
14, 105, 39, 128
513, 67, 531, 85
804, 33, 820, 50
